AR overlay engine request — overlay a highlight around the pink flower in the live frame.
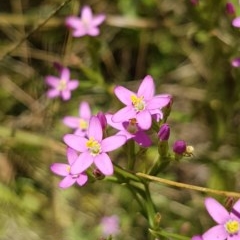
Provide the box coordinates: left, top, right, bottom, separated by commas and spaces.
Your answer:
63, 116, 126, 175
65, 5, 105, 37
45, 65, 79, 101
112, 75, 171, 130
100, 215, 120, 237
232, 17, 240, 28
106, 114, 151, 147
202, 197, 240, 240
231, 58, 240, 68
63, 101, 91, 136
50, 148, 88, 188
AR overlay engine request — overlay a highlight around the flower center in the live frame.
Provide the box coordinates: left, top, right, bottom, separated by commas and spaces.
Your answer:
79, 119, 88, 130
86, 137, 101, 156
225, 220, 240, 235
125, 118, 138, 134
131, 95, 146, 112
57, 79, 67, 91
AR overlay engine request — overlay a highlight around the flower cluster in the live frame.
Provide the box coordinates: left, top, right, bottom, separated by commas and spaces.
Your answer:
50, 74, 174, 188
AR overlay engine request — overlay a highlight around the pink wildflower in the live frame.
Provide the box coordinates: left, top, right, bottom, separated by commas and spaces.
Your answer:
45, 65, 79, 101
202, 197, 240, 240
50, 148, 88, 188
100, 215, 120, 237
63, 116, 126, 175
63, 101, 91, 136
106, 114, 151, 147
65, 5, 105, 37
112, 75, 171, 130
231, 58, 240, 68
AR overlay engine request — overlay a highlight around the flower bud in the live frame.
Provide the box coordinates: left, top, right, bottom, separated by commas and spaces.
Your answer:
231, 58, 240, 68
158, 124, 170, 141
173, 140, 186, 155
226, 2, 235, 15
97, 112, 107, 130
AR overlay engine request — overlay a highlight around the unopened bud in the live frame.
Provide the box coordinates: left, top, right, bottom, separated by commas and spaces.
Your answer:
173, 140, 186, 155
158, 124, 170, 141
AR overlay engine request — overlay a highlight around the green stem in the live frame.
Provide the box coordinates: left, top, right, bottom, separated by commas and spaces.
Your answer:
137, 172, 240, 198
126, 139, 136, 170
149, 228, 190, 240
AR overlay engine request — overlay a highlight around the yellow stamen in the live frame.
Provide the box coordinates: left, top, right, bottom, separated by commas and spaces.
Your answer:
79, 119, 88, 130
57, 79, 67, 91
225, 220, 239, 234
130, 95, 145, 111
86, 137, 101, 156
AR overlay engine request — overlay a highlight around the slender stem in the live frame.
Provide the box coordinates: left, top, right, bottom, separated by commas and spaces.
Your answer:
137, 172, 240, 198
143, 182, 157, 230
149, 228, 190, 240
126, 139, 136, 170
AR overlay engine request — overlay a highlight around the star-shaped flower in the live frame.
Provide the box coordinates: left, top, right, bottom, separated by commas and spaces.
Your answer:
45, 65, 79, 101
65, 5, 106, 37
112, 75, 171, 130
63, 116, 126, 175
50, 148, 88, 188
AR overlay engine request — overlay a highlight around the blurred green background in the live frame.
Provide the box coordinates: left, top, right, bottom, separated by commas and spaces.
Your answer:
1, 0, 240, 239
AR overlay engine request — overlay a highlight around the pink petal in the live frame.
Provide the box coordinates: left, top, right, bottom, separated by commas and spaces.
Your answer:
81, 6, 93, 21
47, 89, 60, 98
134, 131, 151, 147
60, 67, 70, 81
72, 27, 87, 37
191, 236, 202, 240
63, 116, 80, 128
147, 96, 170, 109
59, 175, 76, 189
66, 147, 78, 165
51, 163, 69, 176
202, 225, 227, 240
92, 14, 106, 26
114, 86, 135, 105
79, 101, 91, 119
68, 80, 79, 90
205, 197, 230, 224
116, 130, 133, 140
71, 152, 93, 174
101, 135, 126, 152
88, 116, 103, 141
61, 90, 71, 101
76, 173, 88, 186
65, 16, 81, 29
94, 153, 113, 175
63, 134, 88, 152
74, 129, 86, 137
106, 114, 124, 130
112, 106, 136, 123
87, 27, 100, 36
137, 75, 155, 100
136, 110, 152, 130
45, 76, 59, 87
232, 17, 240, 28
